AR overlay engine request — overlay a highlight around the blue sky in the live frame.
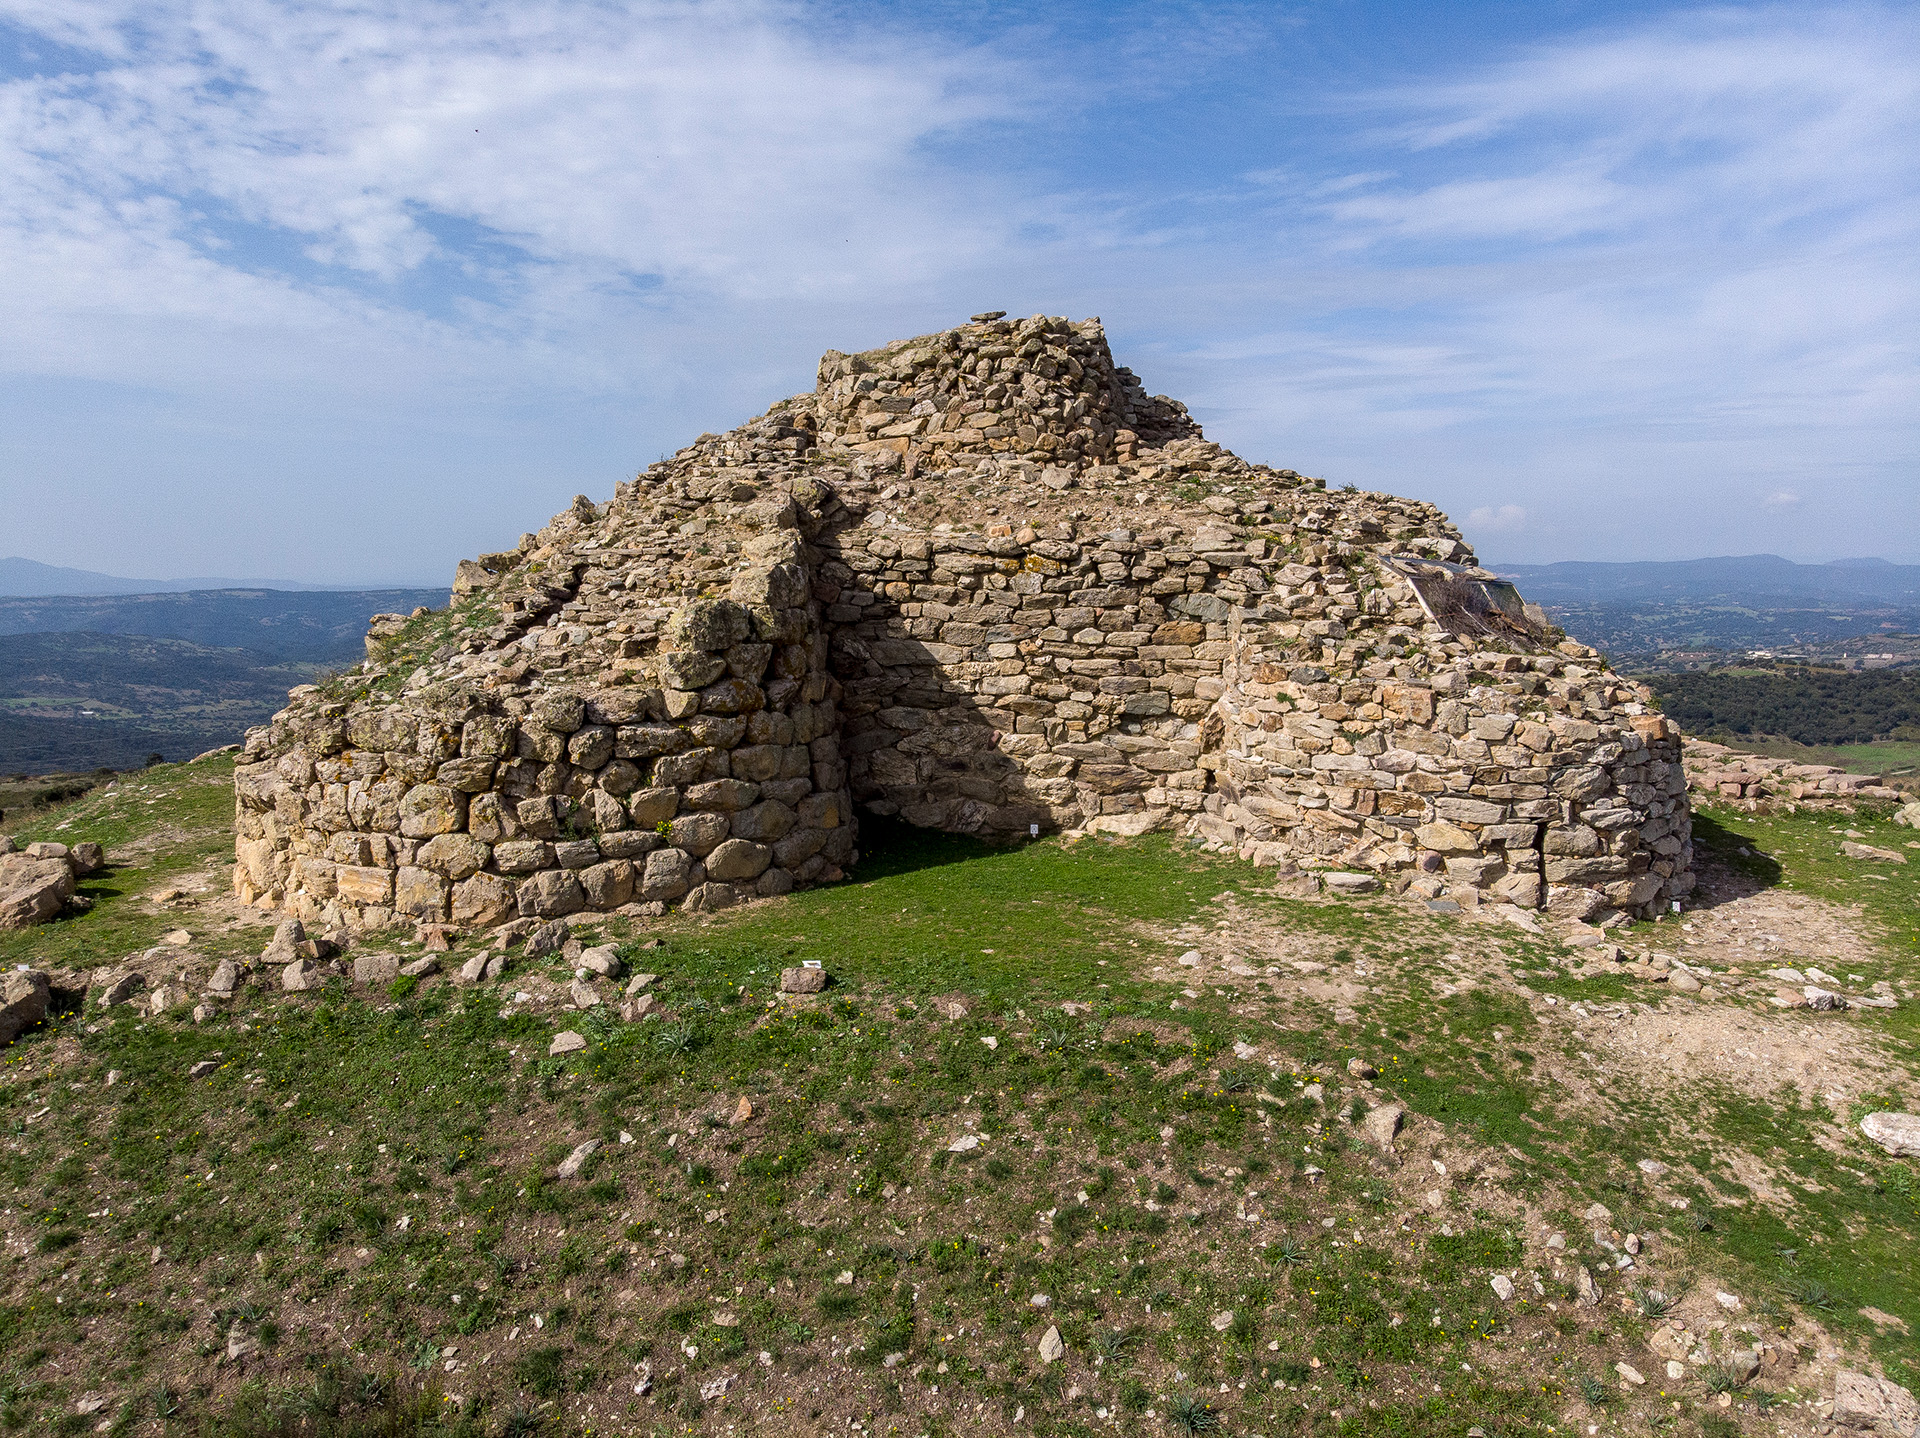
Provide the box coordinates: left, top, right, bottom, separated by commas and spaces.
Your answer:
2, 0, 1915, 584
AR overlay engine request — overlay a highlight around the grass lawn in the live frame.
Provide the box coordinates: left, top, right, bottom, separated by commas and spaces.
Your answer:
0, 763, 1916, 1436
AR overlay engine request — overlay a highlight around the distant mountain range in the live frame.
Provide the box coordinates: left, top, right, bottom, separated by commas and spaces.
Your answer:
1490, 554, 1920, 607
0, 582, 448, 774
0, 587, 449, 662
0, 555, 430, 596
1487, 555, 1920, 663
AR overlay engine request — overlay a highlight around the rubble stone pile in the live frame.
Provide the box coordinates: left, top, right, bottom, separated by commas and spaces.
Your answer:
234, 314, 1694, 933
1683, 739, 1909, 809
0, 837, 103, 930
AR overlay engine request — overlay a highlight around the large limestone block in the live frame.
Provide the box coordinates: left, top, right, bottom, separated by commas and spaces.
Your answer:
334, 865, 395, 906
580, 859, 635, 909
415, 834, 490, 880
640, 847, 693, 901
706, 839, 773, 882
669, 812, 731, 856
517, 869, 587, 918
394, 866, 451, 921
399, 784, 467, 838
452, 872, 518, 927
732, 799, 796, 842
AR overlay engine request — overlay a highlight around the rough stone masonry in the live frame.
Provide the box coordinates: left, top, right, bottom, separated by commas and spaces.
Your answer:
233, 313, 1693, 932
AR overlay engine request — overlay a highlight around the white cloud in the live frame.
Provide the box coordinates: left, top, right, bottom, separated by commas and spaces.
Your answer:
1467, 504, 1528, 533
1762, 489, 1801, 508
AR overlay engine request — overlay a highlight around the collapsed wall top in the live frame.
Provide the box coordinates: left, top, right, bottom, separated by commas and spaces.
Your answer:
234, 313, 1692, 936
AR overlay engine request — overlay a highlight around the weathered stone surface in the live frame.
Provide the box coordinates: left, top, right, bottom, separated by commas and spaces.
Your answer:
780, 965, 827, 994
706, 838, 772, 882
236, 314, 1692, 934
1861, 1112, 1920, 1158
0, 854, 77, 929
0, 969, 51, 1044
1832, 1370, 1919, 1434
353, 953, 402, 986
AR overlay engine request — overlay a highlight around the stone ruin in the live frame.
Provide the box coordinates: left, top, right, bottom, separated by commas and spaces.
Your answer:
232, 312, 1694, 933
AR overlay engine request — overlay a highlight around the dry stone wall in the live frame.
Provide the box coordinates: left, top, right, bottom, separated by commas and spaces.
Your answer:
234, 313, 1693, 933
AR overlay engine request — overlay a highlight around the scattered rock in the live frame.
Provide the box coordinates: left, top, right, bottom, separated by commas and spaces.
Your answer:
226, 1326, 258, 1361
206, 960, 241, 997
779, 965, 827, 994
1346, 1057, 1378, 1080
569, 978, 601, 1009
578, 944, 625, 978
1209, 1310, 1235, 1331
556, 1138, 602, 1178
621, 994, 655, 1021
1323, 871, 1380, 895
458, 952, 493, 984
352, 953, 401, 986
698, 1374, 735, 1401
1841, 841, 1906, 864
280, 958, 323, 992
261, 919, 308, 964
398, 956, 440, 978
1614, 1361, 1645, 1387
624, 972, 657, 996
549, 1031, 587, 1055
1491, 1274, 1515, 1301
1637, 1158, 1668, 1177
74, 1394, 108, 1416
1669, 970, 1702, 994
188, 1060, 218, 1079
1832, 1370, 1920, 1434
1714, 1290, 1742, 1311
947, 1133, 982, 1153
97, 970, 144, 1008
0, 850, 78, 929
524, 920, 569, 959
1805, 986, 1850, 1011
1360, 1102, 1405, 1149
1575, 1266, 1601, 1306
1038, 1326, 1065, 1363
729, 1096, 753, 1127
1861, 1112, 1920, 1158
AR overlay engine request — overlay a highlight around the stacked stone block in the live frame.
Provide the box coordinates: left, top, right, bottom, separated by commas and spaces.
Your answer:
235, 313, 1693, 932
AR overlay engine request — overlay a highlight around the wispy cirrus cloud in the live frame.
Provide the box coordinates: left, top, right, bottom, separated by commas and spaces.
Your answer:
0, 1, 1913, 582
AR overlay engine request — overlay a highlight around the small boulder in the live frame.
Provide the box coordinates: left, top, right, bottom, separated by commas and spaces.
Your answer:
549, 1030, 588, 1055
578, 944, 625, 978
98, 971, 145, 1007
261, 919, 307, 964
730, 1096, 754, 1126
398, 956, 441, 978
0, 969, 52, 1045
69, 842, 104, 876
280, 958, 323, 992
1346, 1057, 1378, 1080
1037, 1326, 1065, 1363
353, 953, 401, 986
1491, 1274, 1515, 1301
556, 1138, 602, 1178
1832, 1370, 1920, 1434
1360, 1102, 1405, 1149
569, 978, 601, 1010
1861, 1111, 1920, 1158
1323, 871, 1380, 895
780, 965, 827, 994
1841, 841, 1906, 864
206, 960, 241, 997
622, 994, 655, 1021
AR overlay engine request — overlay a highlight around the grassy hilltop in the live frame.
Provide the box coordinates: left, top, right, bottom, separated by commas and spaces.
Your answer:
1, 760, 1917, 1437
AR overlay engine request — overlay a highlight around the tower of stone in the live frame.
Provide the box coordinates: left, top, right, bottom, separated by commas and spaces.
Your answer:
233, 314, 1692, 931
